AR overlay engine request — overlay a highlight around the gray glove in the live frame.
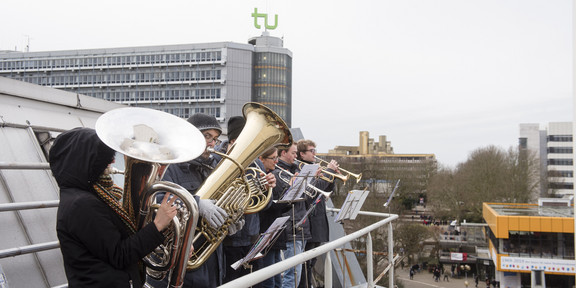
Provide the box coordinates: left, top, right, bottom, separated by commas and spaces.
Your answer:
198, 199, 228, 229
228, 218, 245, 236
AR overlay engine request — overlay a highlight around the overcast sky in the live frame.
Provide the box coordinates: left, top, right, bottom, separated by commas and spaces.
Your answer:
1, 0, 573, 168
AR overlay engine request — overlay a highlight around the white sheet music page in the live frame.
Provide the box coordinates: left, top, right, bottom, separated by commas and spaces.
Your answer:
280, 163, 319, 201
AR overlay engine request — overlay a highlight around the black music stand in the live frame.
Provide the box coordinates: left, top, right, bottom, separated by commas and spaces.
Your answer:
230, 216, 290, 270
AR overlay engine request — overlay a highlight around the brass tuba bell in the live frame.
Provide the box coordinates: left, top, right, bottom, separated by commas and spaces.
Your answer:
95, 107, 205, 288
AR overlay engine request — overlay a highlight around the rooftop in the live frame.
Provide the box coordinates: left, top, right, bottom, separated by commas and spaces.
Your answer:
486, 203, 573, 218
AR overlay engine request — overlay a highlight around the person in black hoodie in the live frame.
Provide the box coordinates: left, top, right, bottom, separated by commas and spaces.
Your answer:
50, 127, 177, 288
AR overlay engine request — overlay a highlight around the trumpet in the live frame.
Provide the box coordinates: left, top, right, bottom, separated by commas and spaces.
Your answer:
314, 156, 363, 183
275, 164, 332, 199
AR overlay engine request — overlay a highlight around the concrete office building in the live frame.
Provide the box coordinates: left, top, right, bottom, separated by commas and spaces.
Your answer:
0, 32, 292, 131
519, 122, 574, 198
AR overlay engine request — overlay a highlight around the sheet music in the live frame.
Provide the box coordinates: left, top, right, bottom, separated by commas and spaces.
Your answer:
335, 189, 370, 222
279, 163, 319, 202
231, 216, 290, 270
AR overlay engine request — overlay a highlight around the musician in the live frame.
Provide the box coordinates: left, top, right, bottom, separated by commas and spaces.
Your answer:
50, 127, 178, 288
151, 113, 230, 288
296, 139, 336, 288
258, 145, 294, 288
276, 143, 311, 288
221, 116, 276, 284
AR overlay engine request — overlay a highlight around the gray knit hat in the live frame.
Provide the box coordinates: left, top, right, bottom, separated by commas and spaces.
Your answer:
187, 113, 222, 133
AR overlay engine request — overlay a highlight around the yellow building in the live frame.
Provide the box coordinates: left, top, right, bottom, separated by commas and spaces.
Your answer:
317, 131, 435, 195
483, 201, 575, 288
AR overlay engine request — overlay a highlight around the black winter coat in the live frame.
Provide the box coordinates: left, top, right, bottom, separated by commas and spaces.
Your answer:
50, 128, 165, 288
161, 155, 225, 288
302, 161, 334, 243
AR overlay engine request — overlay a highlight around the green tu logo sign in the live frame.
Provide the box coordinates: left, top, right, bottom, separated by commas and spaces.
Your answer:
252, 8, 278, 30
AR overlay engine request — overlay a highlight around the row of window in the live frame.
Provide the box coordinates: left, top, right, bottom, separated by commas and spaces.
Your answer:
162, 107, 221, 119
548, 135, 572, 142
253, 68, 291, 85
500, 231, 574, 260
548, 158, 573, 166
548, 147, 573, 154
0, 51, 222, 71
254, 87, 290, 103
254, 52, 292, 67
80, 88, 222, 102
8, 69, 222, 87
548, 170, 574, 178
549, 182, 574, 190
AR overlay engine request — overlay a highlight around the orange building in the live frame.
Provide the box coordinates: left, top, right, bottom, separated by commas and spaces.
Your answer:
483, 201, 575, 288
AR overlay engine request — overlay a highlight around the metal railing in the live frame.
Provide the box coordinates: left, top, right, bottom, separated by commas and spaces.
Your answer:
0, 200, 61, 259
220, 209, 398, 288
1, 159, 399, 288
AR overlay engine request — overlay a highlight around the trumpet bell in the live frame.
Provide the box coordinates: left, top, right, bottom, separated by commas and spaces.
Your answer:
95, 107, 206, 163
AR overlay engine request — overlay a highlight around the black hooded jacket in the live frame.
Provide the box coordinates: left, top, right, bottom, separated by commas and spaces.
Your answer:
50, 128, 165, 288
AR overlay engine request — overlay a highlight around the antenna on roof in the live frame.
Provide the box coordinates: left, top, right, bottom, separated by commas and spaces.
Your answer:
24, 35, 31, 52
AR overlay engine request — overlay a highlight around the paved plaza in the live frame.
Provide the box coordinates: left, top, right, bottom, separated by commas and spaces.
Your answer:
394, 266, 486, 288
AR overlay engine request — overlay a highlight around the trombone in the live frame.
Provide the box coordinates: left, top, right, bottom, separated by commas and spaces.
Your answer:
275, 164, 332, 199
313, 156, 363, 183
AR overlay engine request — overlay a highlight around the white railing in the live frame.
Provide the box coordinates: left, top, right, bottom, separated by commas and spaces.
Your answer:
220, 209, 398, 288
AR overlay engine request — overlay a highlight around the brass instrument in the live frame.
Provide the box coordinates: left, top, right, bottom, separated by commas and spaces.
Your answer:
313, 156, 363, 183
187, 102, 292, 270
275, 164, 332, 199
96, 107, 205, 288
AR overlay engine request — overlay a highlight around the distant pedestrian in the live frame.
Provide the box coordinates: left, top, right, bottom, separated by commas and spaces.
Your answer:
409, 269, 414, 280
443, 272, 449, 282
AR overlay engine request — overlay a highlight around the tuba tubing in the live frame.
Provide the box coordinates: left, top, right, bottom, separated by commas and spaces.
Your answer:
187, 102, 292, 270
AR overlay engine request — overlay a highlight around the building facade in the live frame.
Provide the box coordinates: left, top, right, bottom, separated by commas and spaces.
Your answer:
519, 122, 574, 198
319, 131, 436, 195
483, 201, 575, 288
0, 32, 292, 131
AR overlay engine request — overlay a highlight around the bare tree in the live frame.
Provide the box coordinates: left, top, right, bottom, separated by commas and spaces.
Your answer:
428, 145, 539, 222
394, 223, 432, 265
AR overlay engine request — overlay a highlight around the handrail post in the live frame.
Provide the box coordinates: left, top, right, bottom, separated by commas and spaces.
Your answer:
388, 222, 394, 288
367, 232, 374, 288
324, 251, 332, 288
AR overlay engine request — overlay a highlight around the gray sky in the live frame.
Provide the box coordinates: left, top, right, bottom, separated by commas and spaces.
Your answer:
1, 0, 572, 168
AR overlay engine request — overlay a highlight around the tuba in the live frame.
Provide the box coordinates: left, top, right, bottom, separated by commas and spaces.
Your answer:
96, 107, 205, 288
187, 102, 292, 270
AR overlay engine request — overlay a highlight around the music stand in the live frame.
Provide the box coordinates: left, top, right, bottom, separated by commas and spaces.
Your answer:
230, 216, 290, 270
335, 188, 370, 222
383, 179, 400, 208
276, 163, 319, 203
